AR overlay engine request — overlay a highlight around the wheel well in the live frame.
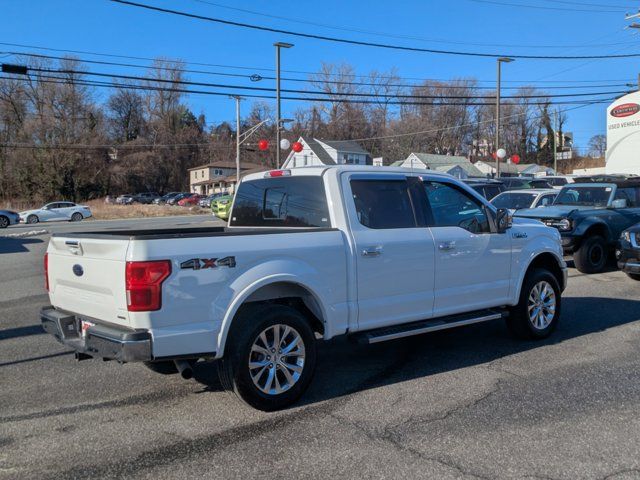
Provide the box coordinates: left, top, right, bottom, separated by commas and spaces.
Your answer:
238, 282, 325, 336
583, 223, 609, 243
526, 253, 564, 291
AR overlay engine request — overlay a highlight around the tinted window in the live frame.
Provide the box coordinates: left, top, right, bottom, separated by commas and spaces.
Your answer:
350, 179, 416, 229
556, 187, 611, 207
537, 194, 557, 207
483, 185, 503, 200
424, 181, 491, 233
230, 176, 330, 227
491, 192, 536, 210
614, 187, 639, 207
530, 180, 553, 189
546, 178, 568, 187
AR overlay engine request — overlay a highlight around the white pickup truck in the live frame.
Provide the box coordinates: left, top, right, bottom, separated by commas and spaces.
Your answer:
41, 166, 567, 411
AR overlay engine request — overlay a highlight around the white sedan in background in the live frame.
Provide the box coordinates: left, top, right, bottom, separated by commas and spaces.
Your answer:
490, 189, 558, 214
20, 202, 92, 224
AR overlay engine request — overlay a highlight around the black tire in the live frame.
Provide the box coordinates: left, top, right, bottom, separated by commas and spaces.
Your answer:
143, 361, 179, 375
70, 212, 83, 222
573, 235, 607, 274
217, 304, 317, 411
26, 215, 39, 224
507, 268, 561, 340
0, 216, 8, 229
625, 272, 640, 281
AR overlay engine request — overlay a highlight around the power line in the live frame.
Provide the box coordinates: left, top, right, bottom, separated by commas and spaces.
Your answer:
1, 73, 619, 108
2, 41, 637, 85
109, 0, 640, 60
22, 65, 631, 101
191, 0, 639, 49
466, 0, 628, 13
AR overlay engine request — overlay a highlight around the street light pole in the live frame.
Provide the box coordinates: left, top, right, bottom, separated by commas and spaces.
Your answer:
274, 42, 293, 168
231, 95, 242, 192
495, 57, 514, 177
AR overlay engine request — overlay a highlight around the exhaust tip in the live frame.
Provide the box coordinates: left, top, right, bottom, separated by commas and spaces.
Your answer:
174, 360, 193, 380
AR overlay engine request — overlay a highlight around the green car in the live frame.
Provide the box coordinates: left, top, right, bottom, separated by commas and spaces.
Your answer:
211, 195, 233, 220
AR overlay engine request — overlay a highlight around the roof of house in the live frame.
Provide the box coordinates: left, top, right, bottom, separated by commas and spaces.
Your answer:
305, 139, 336, 165
405, 153, 484, 177
317, 139, 370, 155
188, 161, 263, 171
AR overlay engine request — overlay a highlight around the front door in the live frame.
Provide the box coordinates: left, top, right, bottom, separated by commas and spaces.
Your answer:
422, 180, 512, 317
344, 174, 436, 331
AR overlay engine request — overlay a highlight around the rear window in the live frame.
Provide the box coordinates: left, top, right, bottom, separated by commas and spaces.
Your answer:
230, 176, 330, 227
546, 178, 567, 187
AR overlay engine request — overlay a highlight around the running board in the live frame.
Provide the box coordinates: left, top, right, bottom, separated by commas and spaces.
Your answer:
354, 309, 508, 345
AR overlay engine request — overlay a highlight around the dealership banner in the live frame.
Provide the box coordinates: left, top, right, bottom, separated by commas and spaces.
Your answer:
607, 91, 640, 175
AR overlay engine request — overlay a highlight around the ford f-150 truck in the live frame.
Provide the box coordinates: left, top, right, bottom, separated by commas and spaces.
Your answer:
41, 166, 567, 411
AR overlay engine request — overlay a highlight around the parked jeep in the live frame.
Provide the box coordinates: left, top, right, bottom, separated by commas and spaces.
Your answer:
515, 177, 640, 273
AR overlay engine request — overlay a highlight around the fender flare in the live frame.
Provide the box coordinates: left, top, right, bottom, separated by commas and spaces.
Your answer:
215, 272, 329, 358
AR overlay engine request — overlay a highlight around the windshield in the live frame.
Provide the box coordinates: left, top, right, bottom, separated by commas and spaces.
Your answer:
491, 192, 537, 210
555, 186, 611, 207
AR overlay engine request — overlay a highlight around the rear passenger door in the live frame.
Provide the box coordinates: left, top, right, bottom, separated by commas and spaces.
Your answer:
344, 174, 436, 331
422, 179, 512, 317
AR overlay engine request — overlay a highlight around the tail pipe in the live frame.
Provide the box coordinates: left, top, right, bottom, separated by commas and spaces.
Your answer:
174, 360, 193, 380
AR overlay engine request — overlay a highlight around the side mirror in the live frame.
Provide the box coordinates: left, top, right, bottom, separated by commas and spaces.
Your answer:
496, 208, 511, 233
611, 198, 627, 209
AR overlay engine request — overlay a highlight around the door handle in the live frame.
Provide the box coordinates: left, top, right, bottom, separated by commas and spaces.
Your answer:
362, 246, 383, 257
438, 241, 456, 251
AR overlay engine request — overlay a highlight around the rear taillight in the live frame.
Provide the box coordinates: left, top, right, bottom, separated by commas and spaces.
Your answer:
125, 260, 171, 312
44, 252, 50, 292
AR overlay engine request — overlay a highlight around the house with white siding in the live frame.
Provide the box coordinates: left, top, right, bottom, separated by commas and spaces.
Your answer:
391, 153, 484, 179
282, 137, 372, 168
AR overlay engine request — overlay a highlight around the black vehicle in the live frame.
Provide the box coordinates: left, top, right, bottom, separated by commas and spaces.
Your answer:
499, 177, 553, 190
515, 178, 640, 274
618, 225, 640, 281
153, 192, 182, 205
167, 192, 190, 206
463, 178, 506, 200
132, 192, 160, 204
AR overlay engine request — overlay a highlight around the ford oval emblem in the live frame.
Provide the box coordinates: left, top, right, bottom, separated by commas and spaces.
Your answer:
72, 264, 84, 277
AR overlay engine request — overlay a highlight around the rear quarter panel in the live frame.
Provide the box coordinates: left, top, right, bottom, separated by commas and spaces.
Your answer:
128, 230, 349, 358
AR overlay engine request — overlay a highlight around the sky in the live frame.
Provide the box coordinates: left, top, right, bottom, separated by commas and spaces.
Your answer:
3, 0, 640, 154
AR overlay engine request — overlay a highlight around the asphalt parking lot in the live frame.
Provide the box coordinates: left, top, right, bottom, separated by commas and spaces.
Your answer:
2, 217, 640, 479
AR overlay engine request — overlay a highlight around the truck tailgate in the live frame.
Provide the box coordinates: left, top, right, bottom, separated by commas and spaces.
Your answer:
47, 236, 130, 326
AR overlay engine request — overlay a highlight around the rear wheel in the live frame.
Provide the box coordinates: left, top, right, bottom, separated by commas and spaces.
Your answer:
0, 216, 8, 228
573, 235, 607, 274
217, 304, 317, 411
507, 268, 561, 340
70, 212, 83, 222
26, 215, 39, 224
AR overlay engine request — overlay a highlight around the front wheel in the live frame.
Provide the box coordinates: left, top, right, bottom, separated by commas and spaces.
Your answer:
0, 216, 8, 228
217, 304, 317, 411
573, 235, 607, 274
507, 268, 561, 340
70, 212, 83, 222
26, 215, 39, 224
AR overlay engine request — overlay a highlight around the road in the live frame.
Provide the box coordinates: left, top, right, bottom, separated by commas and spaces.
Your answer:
2, 217, 640, 479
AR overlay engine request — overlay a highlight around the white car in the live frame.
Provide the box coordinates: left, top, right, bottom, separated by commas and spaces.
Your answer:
20, 202, 92, 224
491, 189, 558, 213
41, 166, 566, 411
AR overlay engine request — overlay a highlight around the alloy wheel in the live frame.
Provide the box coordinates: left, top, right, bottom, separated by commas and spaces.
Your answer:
527, 280, 556, 330
248, 324, 306, 395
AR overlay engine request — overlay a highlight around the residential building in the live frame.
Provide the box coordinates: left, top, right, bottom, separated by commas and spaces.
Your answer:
281, 137, 372, 168
391, 153, 484, 179
189, 161, 265, 195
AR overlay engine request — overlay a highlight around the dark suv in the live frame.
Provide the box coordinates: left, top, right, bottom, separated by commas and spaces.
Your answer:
463, 179, 506, 200
514, 178, 640, 273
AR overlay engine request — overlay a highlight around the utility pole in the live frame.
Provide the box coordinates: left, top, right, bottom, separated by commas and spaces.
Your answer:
495, 57, 514, 177
231, 95, 242, 191
274, 42, 294, 168
553, 109, 558, 174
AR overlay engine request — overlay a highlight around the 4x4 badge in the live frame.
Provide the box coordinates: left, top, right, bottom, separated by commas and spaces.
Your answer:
180, 256, 236, 270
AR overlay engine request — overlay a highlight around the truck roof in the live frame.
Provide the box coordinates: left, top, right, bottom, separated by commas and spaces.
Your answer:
242, 165, 455, 183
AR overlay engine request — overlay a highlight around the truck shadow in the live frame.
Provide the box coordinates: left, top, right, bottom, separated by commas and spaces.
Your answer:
193, 295, 640, 404
0, 237, 44, 254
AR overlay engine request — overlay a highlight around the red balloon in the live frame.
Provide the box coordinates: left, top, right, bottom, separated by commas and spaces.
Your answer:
491, 152, 497, 160
258, 139, 269, 151
292, 141, 303, 153
511, 154, 521, 165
